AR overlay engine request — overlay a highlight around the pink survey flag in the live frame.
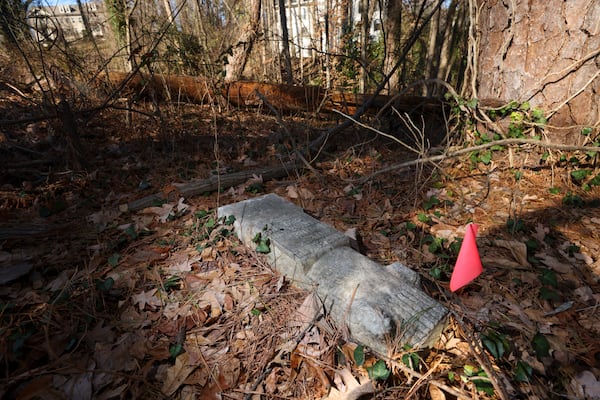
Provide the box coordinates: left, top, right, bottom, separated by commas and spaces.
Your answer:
450, 223, 483, 292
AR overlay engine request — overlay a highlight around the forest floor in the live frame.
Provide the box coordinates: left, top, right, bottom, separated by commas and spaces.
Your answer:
1, 94, 600, 400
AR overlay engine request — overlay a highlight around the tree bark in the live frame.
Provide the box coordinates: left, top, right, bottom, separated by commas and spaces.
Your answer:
359, 0, 369, 93
476, 0, 600, 143
382, 0, 402, 93
277, 0, 293, 84
224, 0, 262, 83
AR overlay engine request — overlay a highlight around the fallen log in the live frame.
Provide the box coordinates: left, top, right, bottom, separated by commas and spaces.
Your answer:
102, 72, 445, 117
223, 81, 324, 112
120, 162, 301, 212
102, 71, 213, 104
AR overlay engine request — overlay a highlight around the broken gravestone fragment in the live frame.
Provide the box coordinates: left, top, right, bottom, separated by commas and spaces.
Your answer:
218, 194, 448, 355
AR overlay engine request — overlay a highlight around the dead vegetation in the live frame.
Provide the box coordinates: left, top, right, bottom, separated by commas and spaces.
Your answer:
1, 79, 600, 400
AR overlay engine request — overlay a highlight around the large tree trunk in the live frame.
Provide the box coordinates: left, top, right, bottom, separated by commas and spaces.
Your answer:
476, 0, 600, 143
224, 0, 262, 83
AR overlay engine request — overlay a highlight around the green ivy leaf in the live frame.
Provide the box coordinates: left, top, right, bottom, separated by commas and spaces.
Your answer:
195, 209, 208, 219
354, 345, 365, 367
108, 253, 120, 267
95, 277, 115, 292
581, 127, 593, 136
482, 330, 508, 359
548, 187, 561, 195
428, 237, 444, 253
479, 151, 492, 165
571, 169, 591, 181
367, 360, 391, 381
514, 171, 523, 181
245, 182, 265, 194
124, 224, 138, 240
463, 364, 477, 377
417, 213, 431, 223
430, 266, 442, 280
169, 343, 183, 358
531, 333, 550, 359
539, 286, 561, 301
539, 269, 557, 287
514, 361, 533, 382
474, 377, 495, 395
562, 192, 584, 207
255, 238, 271, 254
448, 371, 455, 382
423, 196, 440, 211
589, 175, 600, 187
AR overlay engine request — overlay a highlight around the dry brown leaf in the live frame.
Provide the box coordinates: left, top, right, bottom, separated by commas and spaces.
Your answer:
286, 185, 300, 199
428, 384, 446, 400
430, 223, 457, 242
141, 203, 174, 223
167, 253, 199, 273
95, 383, 128, 400
163, 302, 192, 320
481, 256, 523, 269
326, 367, 374, 400
532, 223, 549, 242
132, 288, 163, 310
570, 370, 600, 399
494, 240, 530, 267
265, 366, 282, 394
535, 253, 573, 274
288, 292, 322, 331
63, 368, 93, 400
45, 269, 74, 291
161, 353, 197, 396
118, 306, 151, 329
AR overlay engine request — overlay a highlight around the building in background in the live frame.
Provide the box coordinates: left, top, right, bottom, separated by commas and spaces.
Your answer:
28, 0, 108, 44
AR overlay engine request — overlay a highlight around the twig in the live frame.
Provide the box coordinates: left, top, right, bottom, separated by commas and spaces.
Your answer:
387, 357, 472, 400
452, 313, 510, 400
527, 48, 600, 101
253, 89, 322, 178
405, 356, 443, 398
243, 312, 321, 400
547, 69, 600, 119
351, 137, 599, 184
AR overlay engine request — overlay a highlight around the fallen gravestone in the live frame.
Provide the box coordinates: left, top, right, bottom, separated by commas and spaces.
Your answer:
218, 193, 448, 355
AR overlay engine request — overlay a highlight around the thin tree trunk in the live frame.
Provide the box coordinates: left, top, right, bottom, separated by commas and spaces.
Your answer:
425, 7, 440, 95
437, 0, 459, 83
359, 0, 369, 93
383, 0, 402, 93
278, 0, 293, 84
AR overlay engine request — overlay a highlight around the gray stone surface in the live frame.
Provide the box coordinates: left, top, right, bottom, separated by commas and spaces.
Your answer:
218, 194, 349, 283
218, 194, 448, 355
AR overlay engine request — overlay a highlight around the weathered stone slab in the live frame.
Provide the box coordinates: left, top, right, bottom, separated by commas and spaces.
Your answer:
217, 194, 349, 283
308, 247, 447, 353
217, 194, 448, 354
387, 261, 421, 287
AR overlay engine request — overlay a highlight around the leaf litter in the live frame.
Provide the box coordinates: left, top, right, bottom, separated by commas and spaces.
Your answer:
1, 97, 599, 399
